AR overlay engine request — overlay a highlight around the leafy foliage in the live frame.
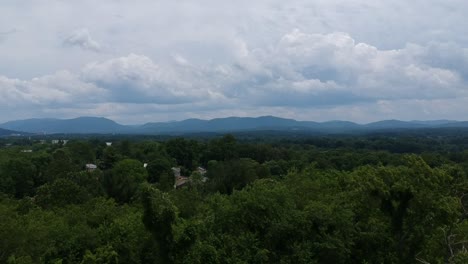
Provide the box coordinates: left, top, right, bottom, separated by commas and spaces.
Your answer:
0, 134, 467, 263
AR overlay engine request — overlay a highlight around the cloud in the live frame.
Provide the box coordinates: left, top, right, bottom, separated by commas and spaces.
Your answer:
1, 28, 468, 123
0, 71, 106, 107
63, 28, 101, 52
81, 54, 222, 104
1, 0, 468, 123
0, 28, 17, 42
208, 30, 467, 108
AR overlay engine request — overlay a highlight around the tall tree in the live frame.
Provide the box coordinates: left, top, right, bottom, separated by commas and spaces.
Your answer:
0, 159, 36, 198
104, 159, 147, 203
142, 184, 178, 263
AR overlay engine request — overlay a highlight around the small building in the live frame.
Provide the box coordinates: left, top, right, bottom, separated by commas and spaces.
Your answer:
106, 142, 112, 146
196, 167, 207, 175
172, 167, 189, 188
171, 166, 209, 188
21, 149, 33, 153
174, 176, 190, 189
143, 163, 148, 168
52, 139, 68, 145
171, 167, 181, 177
85, 164, 98, 172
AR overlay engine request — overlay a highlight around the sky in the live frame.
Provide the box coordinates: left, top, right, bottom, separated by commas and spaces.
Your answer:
1, 0, 468, 124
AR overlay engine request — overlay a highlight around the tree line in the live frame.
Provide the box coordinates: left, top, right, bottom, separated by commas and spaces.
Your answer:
0, 134, 467, 263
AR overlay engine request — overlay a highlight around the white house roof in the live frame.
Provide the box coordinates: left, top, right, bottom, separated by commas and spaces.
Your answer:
85, 164, 97, 169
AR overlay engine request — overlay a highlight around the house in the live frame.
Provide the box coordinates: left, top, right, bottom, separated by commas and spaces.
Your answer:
21, 149, 33, 153
195, 167, 208, 182
52, 139, 69, 145
171, 166, 209, 188
174, 176, 190, 188
143, 163, 148, 168
172, 167, 190, 188
106, 142, 112, 146
85, 164, 98, 172
196, 167, 207, 175
171, 167, 181, 177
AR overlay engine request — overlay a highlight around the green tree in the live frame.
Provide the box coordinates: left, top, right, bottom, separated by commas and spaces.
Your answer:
44, 149, 75, 182
202, 134, 238, 163
104, 159, 147, 203
67, 141, 96, 168
207, 158, 259, 194
166, 138, 199, 170
349, 156, 461, 263
67, 171, 105, 198
100, 146, 121, 170
146, 157, 173, 184
0, 159, 37, 198
142, 184, 178, 263
81, 245, 118, 264
35, 178, 89, 208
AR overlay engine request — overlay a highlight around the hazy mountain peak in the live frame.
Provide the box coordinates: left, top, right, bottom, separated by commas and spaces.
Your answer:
0, 116, 467, 135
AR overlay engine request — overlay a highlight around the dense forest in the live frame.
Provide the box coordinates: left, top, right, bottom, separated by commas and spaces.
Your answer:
1, 132, 467, 263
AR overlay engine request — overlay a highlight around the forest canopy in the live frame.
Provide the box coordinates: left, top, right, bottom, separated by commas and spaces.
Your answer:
1, 133, 467, 263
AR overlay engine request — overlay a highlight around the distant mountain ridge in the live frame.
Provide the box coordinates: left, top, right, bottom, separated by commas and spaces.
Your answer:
0, 117, 128, 134
1, 116, 467, 135
0, 127, 24, 136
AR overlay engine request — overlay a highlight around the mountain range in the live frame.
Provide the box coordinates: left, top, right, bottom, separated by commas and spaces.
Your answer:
0, 116, 466, 135
0, 127, 23, 136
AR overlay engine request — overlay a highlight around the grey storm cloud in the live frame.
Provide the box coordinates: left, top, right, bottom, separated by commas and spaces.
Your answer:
0, 0, 468, 123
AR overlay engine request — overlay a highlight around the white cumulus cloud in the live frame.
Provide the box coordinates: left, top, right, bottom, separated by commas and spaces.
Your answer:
63, 28, 101, 52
